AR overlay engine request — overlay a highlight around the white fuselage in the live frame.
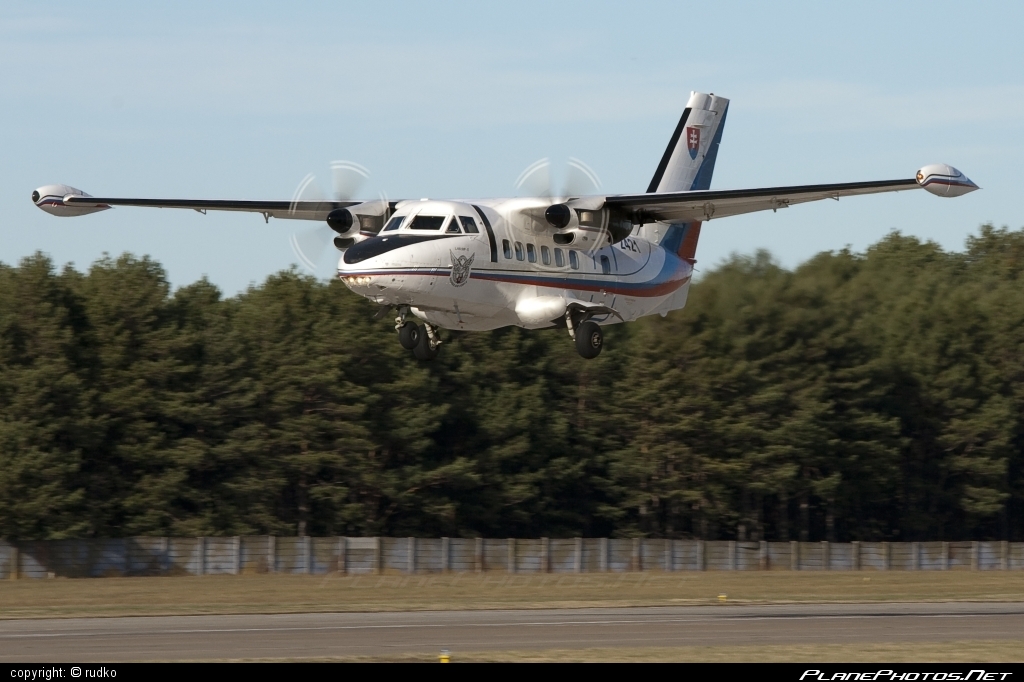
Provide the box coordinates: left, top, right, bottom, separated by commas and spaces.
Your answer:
337, 198, 693, 331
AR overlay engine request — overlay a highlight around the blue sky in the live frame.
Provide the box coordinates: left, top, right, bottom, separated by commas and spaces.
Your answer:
4, 2, 1022, 293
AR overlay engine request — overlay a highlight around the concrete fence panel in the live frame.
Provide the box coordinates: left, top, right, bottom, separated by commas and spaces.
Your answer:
1011, 542, 1024, 570
240, 536, 271, 573
0, 541, 13, 579
735, 542, 760, 570
765, 542, 792, 570
978, 542, 1000, 570
274, 537, 302, 574
858, 542, 886, 570
702, 541, 727, 570
548, 539, 576, 573
672, 540, 702, 571
889, 543, 915, 571
513, 539, 543, 573
414, 538, 443, 573
607, 539, 632, 572
580, 538, 602, 572
127, 537, 168, 576
480, 539, 505, 572
448, 538, 475, 572
310, 537, 339, 574
919, 542, 945, 570
204, 537, 236, 575
829, 542, 853, 570
949, 542, 972, 569
381, 537, 407, 573
344, 537, 378, 574
7, 537, 1024, 578
166, 538, 197, 575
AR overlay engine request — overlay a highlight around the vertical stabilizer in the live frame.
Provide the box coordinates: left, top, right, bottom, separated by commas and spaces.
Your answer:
649, 92, 729, 262
647, 92, 729, 193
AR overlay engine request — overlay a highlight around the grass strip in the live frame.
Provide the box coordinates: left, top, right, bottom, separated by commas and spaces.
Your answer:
2, 570, 1024, 619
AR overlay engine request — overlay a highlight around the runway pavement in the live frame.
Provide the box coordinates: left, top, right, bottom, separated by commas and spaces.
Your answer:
1, 602, 1022, 661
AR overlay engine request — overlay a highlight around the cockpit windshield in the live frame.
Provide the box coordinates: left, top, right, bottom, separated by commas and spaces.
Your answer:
409, 215, 446, 230
382, 215, 404, 232
445, 216, 462, 233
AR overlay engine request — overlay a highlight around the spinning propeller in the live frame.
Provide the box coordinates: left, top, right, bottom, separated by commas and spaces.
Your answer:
514, 157, 602, 200
288, 161, 382, 276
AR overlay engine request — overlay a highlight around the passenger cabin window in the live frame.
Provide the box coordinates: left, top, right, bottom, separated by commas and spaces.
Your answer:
383, 215, 404, 232
460, 217, 480, 234
541, 245, 551, 265
569, 250, 579, 270
409, 215, 446, 230
445, 216, 462, 234
600, 255, 611, 275
514, 242, 525, 261
502, 239, 512, 259
554, 248, 565, 267
526, 244, 537, 263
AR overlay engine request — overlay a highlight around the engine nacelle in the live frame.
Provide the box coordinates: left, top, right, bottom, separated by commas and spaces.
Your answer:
328, 200, 393, 250
916, 164, 979, 197
543, 203, 633, 247
326, 208, 355, 235
32, 184, 110, 217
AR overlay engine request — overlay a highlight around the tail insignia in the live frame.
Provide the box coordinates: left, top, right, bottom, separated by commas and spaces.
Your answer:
686, 127, 701, 160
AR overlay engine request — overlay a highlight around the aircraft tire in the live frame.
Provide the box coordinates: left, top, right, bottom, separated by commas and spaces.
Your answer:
412, 324, 439, 360
398, 322, 420, 350
575, 320, 603, 359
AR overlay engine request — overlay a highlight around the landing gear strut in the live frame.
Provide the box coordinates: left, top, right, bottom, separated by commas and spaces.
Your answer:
395, 306, 441, 360
566, 310, 603, 359
574, 319, 603, 359
413, 322, 440, 360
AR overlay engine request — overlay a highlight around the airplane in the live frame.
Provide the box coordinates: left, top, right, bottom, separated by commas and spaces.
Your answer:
32, 91, 978, 360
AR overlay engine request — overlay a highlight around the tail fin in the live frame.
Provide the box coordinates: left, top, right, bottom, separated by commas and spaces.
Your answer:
649, 92, 729, 262
647, 92, 729, 194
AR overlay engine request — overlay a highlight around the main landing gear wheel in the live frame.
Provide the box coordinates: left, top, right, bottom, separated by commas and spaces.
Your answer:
413, 323, 440, 361
575, 319, 603, 359
398, 322, 420, 350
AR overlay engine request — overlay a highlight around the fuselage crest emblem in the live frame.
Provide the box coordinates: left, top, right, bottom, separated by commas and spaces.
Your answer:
450, 250, 475, 287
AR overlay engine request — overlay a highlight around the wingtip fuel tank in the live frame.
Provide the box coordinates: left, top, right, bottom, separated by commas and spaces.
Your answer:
32, 184, 110, 216
916, 164, 979, 197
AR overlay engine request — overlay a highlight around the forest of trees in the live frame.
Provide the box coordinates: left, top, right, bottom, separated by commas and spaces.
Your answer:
2, 225, 1024, 543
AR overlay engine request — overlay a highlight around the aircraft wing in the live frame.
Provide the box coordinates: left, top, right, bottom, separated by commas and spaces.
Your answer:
604, 178, 920, 223
603, 165, 977, 223
61, 195, 359, 221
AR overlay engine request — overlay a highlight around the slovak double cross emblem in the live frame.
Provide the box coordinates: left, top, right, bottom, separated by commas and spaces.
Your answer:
449, 250, 475, 287
686, 126, 700, 159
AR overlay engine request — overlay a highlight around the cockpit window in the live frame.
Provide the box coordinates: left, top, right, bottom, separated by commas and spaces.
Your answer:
409, 215, 446, 230
445, 216, 462, 234
460, 217, 480, 234
382, 215, 404, 232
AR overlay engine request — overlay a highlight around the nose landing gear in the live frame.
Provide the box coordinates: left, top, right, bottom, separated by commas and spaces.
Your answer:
395, 306, 441, 360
